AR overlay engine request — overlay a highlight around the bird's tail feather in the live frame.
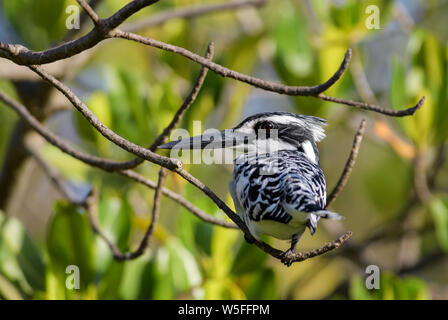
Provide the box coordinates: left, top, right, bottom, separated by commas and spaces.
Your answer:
311, 210, 344, 220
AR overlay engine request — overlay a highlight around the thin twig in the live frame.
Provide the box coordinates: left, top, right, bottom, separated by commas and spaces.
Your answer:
26, 144, 79, 204
413, 152, 432, 204
119, 170, 237, 229
123, 0, 268, 32
290, 232, 353, 262
316, 94, 425, 117
77, 0, 100, 25
114, 30, 351, 96
326, 119, 366, 207
87, 169, 167, 261
63, 0, 103, 41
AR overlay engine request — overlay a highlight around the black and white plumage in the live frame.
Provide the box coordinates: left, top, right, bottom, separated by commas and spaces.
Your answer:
159, 112, 342, 265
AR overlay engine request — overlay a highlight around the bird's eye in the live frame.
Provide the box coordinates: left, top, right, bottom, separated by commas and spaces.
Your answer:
256, 121, 275, 131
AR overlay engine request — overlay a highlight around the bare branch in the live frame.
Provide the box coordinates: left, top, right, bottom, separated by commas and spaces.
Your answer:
114, 30, 351, 96
288, 232, 353, 263
0, 90, 135, 171
326, 119, 366, 207
0, 0, 377, 265
119, 170, 237, 229
26, 64, 181, 171
0, 89, 234, 229
85, 189, 124, 258
26, 144, 79, 204
77, 0, 100, 25
316, 94, 425, 117
63, 0, 103, 41
413, 152, 432, 204
0, 0, 159, 64
88, 168, 167, 261
123, 0, 268, 32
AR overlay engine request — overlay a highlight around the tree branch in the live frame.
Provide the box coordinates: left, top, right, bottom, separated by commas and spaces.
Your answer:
114, 30, 351, 96
0, 0, 159, 65
26, 64, 181, 171
87, 168, 166, 261
0, 90, 235, 230
119, 169, 237, 229
316, 93, 425, 117
76, 0, 100, 25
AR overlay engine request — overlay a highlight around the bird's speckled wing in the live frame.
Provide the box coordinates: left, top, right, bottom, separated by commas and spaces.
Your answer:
233, 150, 326, 226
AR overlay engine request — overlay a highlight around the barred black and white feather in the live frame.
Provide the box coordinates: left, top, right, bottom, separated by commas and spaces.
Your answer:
230, 150, 341, 241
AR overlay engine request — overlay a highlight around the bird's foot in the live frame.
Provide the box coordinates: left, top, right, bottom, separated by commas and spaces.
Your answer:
281, 249, 296, 267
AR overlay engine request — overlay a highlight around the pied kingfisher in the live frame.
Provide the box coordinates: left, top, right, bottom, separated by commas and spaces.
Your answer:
159, 112, 342, 266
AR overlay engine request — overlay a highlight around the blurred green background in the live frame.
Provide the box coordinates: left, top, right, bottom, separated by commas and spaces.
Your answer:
0, 0, 447, 300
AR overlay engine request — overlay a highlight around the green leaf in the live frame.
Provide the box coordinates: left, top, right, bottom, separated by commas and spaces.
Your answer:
371, 273, 430, 300
230, 238, 268, 275
166, 238, 202, 294
150, 247, 174, 299
429, 198, 448, 253
349, 275, 371, 300
390, 58, 406, 111
93, 194, 132, 282
2, 0, 67, 50
118, 253, 154, 300
245, 268, 277, 300
0, 213, 46, 295
46, 202, 94, 291
0, 273, 24, 300
274, 6, 313, 77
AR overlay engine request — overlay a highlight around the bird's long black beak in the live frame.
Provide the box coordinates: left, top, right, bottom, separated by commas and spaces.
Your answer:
158, 129, 252, 150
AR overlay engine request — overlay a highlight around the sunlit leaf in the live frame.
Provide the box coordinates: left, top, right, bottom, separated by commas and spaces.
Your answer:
46, 202, 94, 292
0, 213, 45, 295
429, 198, 448, 253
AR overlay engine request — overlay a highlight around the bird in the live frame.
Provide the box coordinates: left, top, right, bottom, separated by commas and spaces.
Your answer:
158, 112, 342, 266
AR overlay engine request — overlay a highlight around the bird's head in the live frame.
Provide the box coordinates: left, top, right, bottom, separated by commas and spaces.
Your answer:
158, 112, 326, 164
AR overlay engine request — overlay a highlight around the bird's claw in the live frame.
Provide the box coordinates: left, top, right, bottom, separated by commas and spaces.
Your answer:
281, 249, 296, 267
